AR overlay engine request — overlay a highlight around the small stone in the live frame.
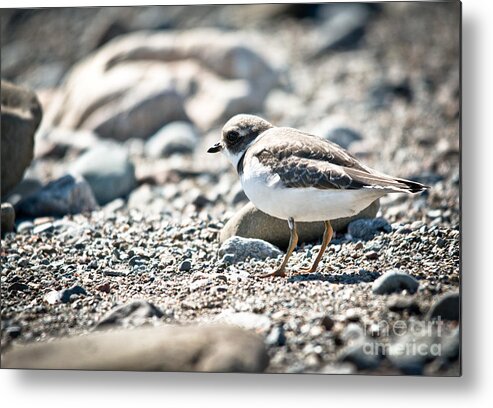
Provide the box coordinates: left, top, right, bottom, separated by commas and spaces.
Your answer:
427, 292, 460, 321
59, 285, 88, 303
1, 203, 15, 235
320, 315, 335, 331
265, 325, 286, 346
339, 339, 380, 370
44, 290, 62, 305
96, 300, 164, 329
145, 121, 199, 158
372, 270, 419, 295
5, 325, 22, 340
348, 217, 392, 241
387, 329, 437, 375
32, 222, 54, 235
96, 282, 111, 294
341, 323, 364, 343
387, 296, 421, 314
189, 278, 210, 292
365, 250, 379, 260
8, 282, 29, 292
179, 260, 192, 272
396, 226, 413, 234
344, 309, 360, 322
219, 236, 282, 265
17, 221, 34, 233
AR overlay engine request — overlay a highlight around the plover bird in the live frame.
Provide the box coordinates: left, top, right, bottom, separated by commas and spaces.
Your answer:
208, 114, 428, 278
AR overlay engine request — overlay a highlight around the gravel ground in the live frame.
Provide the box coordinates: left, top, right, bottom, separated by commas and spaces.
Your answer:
1, 3, 460, 375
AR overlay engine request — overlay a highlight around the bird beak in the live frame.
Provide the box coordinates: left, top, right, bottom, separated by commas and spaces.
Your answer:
207, 141, 223, 153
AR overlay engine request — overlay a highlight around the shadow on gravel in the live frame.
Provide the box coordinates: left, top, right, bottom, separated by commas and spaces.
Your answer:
287, 270, 380, 284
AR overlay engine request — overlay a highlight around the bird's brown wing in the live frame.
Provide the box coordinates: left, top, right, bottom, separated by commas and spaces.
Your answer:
250, 128, 427, 192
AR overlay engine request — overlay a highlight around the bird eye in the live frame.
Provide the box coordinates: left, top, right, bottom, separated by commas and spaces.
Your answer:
226, 130, 240, 143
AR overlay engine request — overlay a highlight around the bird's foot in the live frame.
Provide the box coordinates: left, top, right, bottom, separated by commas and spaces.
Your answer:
293, 266, 318, 276
259, 268, 287, 278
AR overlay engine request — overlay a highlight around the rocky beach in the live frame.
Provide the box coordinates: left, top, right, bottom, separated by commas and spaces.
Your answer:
1, 3, 460, 375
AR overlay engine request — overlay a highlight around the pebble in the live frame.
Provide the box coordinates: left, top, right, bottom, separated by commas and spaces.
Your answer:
219, 236, 282, 265
1, 202, 15, 234
145, 121, 199, 158
427, 292, 460, 321
339, 340, 381, 370
372, 270, 420, 295
179, 260, 192, 272
96, 300, 164, 328
17, 221, 34, 233
348, 217, 392, 240
387, 296, 421, 315
265, 325, 286, 346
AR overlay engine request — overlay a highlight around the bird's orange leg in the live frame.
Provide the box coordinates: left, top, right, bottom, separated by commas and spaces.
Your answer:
296, 220, 333, 275
260, 218, 298, 278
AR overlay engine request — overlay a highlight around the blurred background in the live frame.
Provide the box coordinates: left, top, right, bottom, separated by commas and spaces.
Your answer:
1, 2, 459, 225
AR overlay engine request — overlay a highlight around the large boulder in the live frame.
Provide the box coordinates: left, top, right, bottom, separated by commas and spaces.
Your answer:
2, 325, 269, 373
1, 80, 42, 196
43, 29, 278, 139
220, 199, 380, 250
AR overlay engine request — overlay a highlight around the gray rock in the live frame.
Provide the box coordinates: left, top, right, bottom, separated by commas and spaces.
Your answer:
32, 222, 54, 235
44, 285, 88, 305
265, 325, 286, 346
179, 260, 192, 272
387, 327, 439, 375
71, 143, 136, 205
338, 338, 381, 370
372, 270, 419, 295
220, 200, 379, 250
145, 121, 199, 158
219, 236, 282, 264
2, 325, 269, 373
16, 220, 34, 234
96, 300, 164, 329
1, 203, 15, 235
428, 292, 460, 321
1, 80, 42, 196
348, 217, 391, 240
15, 174, 98, 218
387, 295, 421, 315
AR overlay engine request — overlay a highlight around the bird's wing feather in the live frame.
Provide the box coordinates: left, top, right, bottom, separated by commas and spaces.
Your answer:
250, 128, 427, 192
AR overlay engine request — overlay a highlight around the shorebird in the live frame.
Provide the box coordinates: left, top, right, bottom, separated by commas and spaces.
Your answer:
208, 114, 428, 277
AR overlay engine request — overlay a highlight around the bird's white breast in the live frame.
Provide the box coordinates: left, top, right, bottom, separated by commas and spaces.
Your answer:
240, 156, 383, 222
